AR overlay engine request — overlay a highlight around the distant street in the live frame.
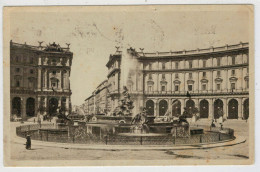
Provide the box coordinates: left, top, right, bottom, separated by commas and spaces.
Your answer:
10, 120, 249, 160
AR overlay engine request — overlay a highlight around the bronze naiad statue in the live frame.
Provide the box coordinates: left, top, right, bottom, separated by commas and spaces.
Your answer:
57, 107, 72, 125
130, 107, 150, 133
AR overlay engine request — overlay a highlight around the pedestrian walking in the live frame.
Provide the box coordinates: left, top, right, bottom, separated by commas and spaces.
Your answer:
26, 133, 31, 150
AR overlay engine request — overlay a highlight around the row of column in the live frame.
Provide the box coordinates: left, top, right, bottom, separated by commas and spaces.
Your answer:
38, 68, 70, 91
148, 97, 248, 119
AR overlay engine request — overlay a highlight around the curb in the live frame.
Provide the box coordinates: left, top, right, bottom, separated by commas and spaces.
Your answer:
12, 134, 246, 151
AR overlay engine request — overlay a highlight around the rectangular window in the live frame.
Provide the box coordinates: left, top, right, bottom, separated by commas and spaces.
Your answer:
175, 85, 179, 91
202, 84, 206, 91
161, 86, 166, 91
217, 84, 221, 90
217, 58, 221, 66
188, 85, 193, 91
30, 58, 33, 64
246, 80, 249, 88
16, 80, 20, 87
175, 62, 179, 69
29, 81, 33, 89
16, 68, 20, 73
162, 63, 166, 69
203, 72, 206, 77
232, 56, 236, 65
162, 74, 165, 79
203, 60, 206, 67
52, 82, 56, 87
149, 74, 152, 79
148, 86, 153, 92
189, 73, 192, 79
175, 73, 179, 79
217, 71, 221, 77
231, 83, 236, 90
189, 61, 192, 69
232, 69, 235, 76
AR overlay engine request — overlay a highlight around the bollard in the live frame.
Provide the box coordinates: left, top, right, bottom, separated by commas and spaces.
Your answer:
173, 136, 176, 145
200, 135, 202, 143
140, 136, 143, 145
46, 130, 49, 141
40, 131, 42, 141
219, 133, 221, 141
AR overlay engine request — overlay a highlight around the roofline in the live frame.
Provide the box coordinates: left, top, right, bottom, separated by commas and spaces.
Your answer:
10, 40, 73, 54
85, 94, 94, 101
137, 42, 249, 58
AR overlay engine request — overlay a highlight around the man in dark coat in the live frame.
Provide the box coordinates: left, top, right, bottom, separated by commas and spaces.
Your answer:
26, 133, 31, 150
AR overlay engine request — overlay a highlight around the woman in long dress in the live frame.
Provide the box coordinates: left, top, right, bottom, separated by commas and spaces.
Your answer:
26, 134, 31, 150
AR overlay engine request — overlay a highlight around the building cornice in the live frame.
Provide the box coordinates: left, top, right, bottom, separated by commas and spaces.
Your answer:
138, 42, 249, 60
144, 91, 249, 97
107, 68, 120, 78
11, 89, 72, 96
143, 63, 248, 73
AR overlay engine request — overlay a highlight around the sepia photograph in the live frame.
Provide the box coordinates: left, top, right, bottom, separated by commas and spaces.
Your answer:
3, 5, 254, 166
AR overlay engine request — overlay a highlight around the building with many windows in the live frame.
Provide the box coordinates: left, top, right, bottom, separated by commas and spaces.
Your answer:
10, 41, 73, 120
84, 80, 108, 115
85, 42, 249, 120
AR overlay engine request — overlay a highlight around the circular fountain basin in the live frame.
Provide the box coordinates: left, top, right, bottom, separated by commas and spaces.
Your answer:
118, 133, 168, 137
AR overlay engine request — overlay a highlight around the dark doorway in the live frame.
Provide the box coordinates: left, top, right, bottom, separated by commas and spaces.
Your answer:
186, 99, 195, 118
172, 100, 181, 117
159, 100, 168, 116
12, 97, 21, 116
146, 100, 154, 116
228, 99, 238, 119
49, 98, 58, 116
214, 99, 223, 119
243, 99, 249, 120
200, 99, 209, 118
26, 97, 35, 117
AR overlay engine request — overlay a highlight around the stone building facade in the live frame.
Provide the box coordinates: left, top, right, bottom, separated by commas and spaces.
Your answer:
84, 80, 108, 115
10, 41, 73, 120
85, 42, 249, 120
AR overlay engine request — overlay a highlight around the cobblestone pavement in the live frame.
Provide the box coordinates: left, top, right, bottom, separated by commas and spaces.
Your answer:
10, 120, 249, 160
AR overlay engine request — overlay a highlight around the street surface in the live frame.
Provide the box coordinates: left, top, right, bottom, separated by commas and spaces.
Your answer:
10, 120, 249, 160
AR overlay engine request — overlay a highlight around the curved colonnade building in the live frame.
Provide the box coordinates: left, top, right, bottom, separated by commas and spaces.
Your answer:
86, 42, 249, 120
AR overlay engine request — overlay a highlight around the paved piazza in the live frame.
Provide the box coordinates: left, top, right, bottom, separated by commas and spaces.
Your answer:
10, 120, 249, 160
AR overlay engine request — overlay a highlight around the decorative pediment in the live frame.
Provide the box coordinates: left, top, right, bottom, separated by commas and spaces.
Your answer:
14, 75, 22, 80
160, 80, 167, 85
200, 79, 208, 83
28, 77, 36, 82
244, 75, 249, 81
215, 77, 223, 83
187, 80, 195, 85
229, 77, 238, 82
147, 80, 154, 85
173, 80, 181, 84
44, 42, 63, 52
50, 77, 59, 82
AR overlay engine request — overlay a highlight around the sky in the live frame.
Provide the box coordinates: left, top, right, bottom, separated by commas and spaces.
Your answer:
9, 6, 250, 105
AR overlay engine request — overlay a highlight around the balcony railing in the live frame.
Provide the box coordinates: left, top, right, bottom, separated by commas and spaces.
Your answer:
137, 42, 249, 57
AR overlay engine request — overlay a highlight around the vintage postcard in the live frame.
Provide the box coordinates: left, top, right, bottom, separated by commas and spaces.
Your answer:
3, 5, 254, 166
